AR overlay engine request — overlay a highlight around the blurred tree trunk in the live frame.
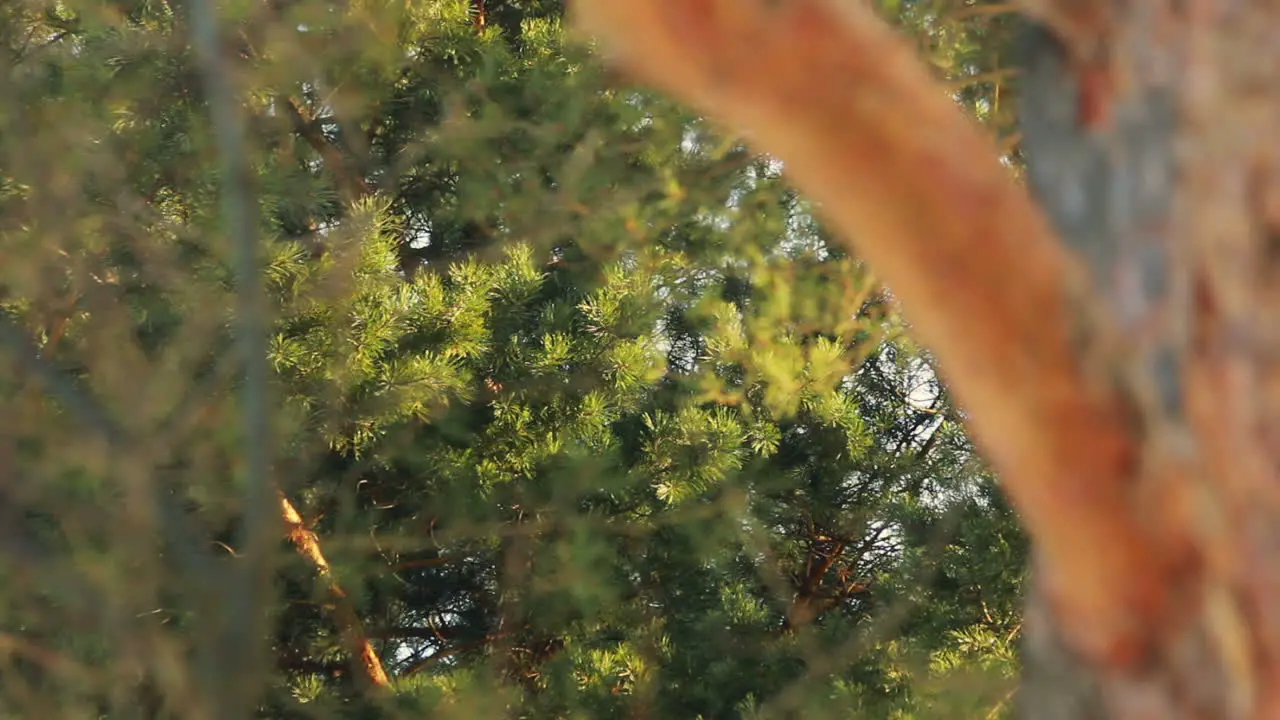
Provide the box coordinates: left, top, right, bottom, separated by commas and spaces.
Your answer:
571, 0, 1280, 716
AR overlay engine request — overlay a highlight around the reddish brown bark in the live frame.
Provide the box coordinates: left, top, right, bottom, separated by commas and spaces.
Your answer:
782, 532, 875, 632
571, 0, 1280, 716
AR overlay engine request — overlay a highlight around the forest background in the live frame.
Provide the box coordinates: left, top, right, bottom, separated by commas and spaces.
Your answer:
0, 1, 1033, 718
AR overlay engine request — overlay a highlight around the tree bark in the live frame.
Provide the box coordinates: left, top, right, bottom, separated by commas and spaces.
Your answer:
570, 0, 1280, 716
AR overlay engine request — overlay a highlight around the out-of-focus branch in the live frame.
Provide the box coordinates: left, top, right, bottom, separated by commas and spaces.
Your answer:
569, 0, 1174, 669
188, 0, 276, 713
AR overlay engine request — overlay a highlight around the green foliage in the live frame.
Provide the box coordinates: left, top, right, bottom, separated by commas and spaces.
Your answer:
0, 1, 1030, 718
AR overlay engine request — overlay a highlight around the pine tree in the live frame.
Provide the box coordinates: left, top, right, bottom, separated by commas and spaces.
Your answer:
0, 1, 1028, 718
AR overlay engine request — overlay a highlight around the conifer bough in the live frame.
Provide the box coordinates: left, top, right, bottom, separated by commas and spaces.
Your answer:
572, 0, 1280, 717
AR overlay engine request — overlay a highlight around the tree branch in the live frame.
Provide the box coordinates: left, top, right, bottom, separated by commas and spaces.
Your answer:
279, 492, 391, 692
280, 96, 373, 204
570, 0, 1177, 668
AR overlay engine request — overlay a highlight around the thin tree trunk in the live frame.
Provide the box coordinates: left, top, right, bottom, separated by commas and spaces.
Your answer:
571, 0, 1280, 716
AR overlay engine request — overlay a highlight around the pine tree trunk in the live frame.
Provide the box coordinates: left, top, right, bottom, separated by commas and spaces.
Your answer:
1014, 3, 1280, 716
572, 0, 1280, 716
